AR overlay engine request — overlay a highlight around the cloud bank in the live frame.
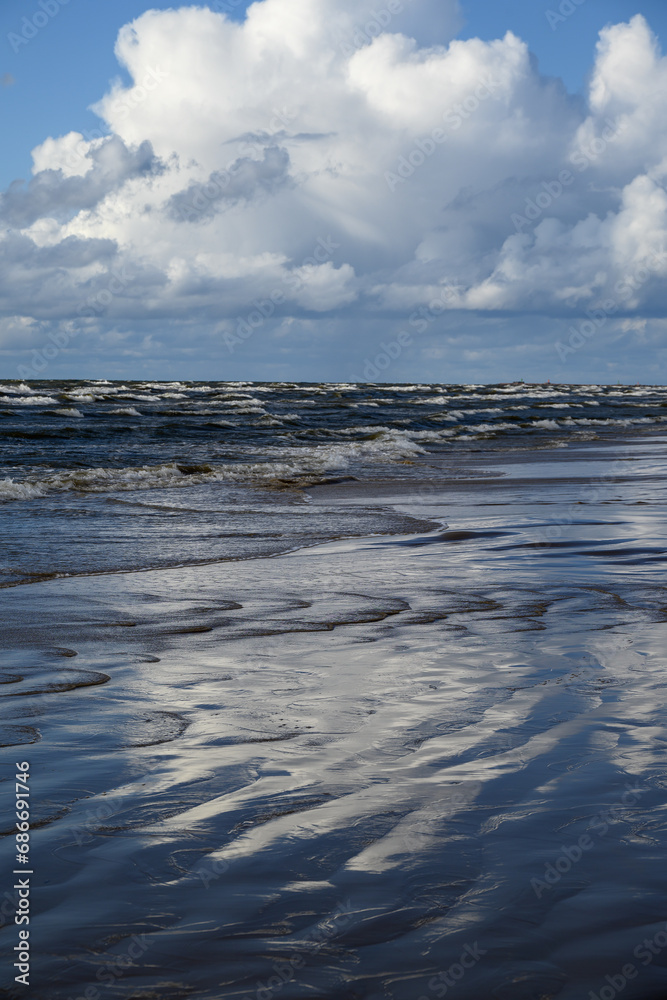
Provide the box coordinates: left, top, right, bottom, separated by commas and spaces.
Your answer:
2, 0, 667, 381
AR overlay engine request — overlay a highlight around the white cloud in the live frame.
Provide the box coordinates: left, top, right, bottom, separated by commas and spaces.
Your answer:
1, 2, 667, 379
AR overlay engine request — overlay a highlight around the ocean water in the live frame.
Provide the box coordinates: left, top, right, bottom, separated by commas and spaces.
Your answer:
1, 379, 666, 586
2, 382, 667, 999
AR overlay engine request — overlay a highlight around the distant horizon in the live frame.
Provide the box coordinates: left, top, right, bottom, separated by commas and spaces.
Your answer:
6, 377, 664, 388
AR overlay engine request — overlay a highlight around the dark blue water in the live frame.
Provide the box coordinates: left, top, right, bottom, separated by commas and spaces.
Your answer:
1, 381, 665, 490
1, 380, 665, 586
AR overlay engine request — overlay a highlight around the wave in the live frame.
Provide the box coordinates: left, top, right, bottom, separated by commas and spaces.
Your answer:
0, 430, 426, 502
59, 392, 98, 402
53, 408, 84, 418
0, 479, 46, 500
530, 419, 560, 429
3, 395, 59, 406
0, 382, 36, 395
3, 383, 667, 511
463, 421, 523, 435
563, 416, 661, 427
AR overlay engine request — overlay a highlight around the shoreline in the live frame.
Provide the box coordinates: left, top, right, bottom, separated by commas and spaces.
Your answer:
3, 428, 667, 598
1, 431, 667, 998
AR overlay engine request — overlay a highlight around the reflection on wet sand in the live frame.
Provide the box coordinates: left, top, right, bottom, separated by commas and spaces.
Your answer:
1, 438, 667, 999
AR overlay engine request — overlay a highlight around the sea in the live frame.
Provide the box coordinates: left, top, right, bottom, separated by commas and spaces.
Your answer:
2, 380, 667, 1000
1, 379, 666, 587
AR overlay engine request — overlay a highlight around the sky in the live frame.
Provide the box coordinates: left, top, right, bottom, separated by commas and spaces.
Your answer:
1, 0, 666, 383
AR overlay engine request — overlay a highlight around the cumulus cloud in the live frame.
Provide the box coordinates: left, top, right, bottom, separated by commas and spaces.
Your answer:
0, 136, 160, 228
167, 146, 292, 222
1, 1, 667, 379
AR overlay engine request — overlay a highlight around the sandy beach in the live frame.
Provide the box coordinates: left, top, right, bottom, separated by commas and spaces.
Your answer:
2, 431, 667, 998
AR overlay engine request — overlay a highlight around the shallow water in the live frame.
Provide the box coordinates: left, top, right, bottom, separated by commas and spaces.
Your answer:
1, 427, 667, 999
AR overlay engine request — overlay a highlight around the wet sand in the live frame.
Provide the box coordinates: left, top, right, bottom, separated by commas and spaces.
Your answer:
2, 435, 667, 999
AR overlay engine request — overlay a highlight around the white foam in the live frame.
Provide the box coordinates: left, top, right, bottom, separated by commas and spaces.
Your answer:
563, 416, 657, 427
412, 428, 459, 440
444, 407, 506, 416
0, 478, 45, 501
54, 408, 84, 418
470, 422, 521, 434
5, 395, 58, 405
381, 384, 429, 391
220, 405, 267, 415
0, 429, 427, 502
137, 381, 187, 390
0, 383, 35, 395
253, 417, 283, 427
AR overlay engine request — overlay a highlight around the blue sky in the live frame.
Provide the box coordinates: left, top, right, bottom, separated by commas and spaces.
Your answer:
1, 0, 667, 382
2, 0, 665, 190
